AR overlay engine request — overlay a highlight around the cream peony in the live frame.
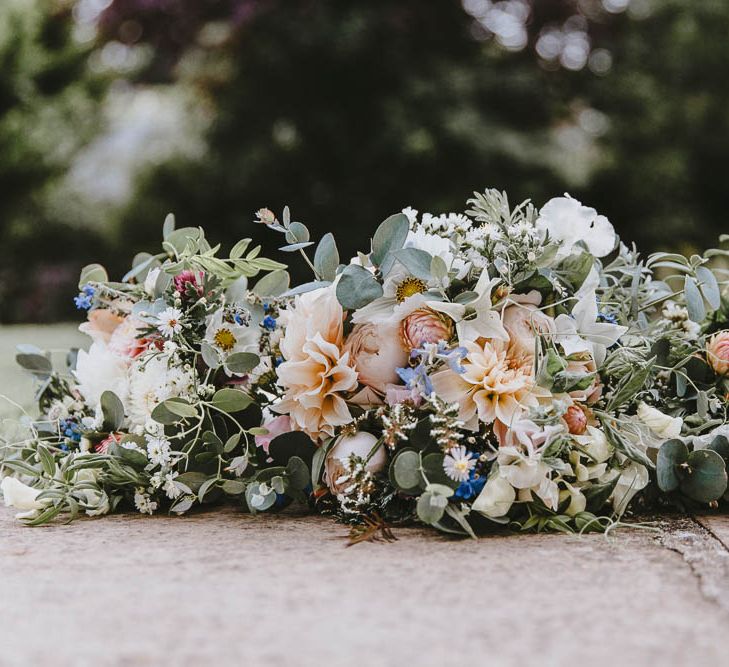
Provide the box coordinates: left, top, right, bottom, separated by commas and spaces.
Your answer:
501, 302, 555, 359
274, 286, 358, 440
324, 432, 387, 495
74, 342, 130, 411
344, 323, 408, 393
431, 339, 538, 427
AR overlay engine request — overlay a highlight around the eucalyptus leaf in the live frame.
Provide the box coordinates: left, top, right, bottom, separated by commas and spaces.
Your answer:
279, 241, 315, 252
286, 456, 311, 491
681, 449, 728, 503
314, 233, 340, 282
394, 248, 433, 281
100, 391, 125, 432
79, 263, 108, 288
416, 491, 448, 525
16, 353, 52, 376
391, 449, 422, 492
336, 264, 383, 310
656, 439, 688, 492
683, 275, 706, 322
252, 269, 290, 297
371, 213, 409, 272
696, 266, 721, 310
212, 388, 253, 413
225, 352, 260, 375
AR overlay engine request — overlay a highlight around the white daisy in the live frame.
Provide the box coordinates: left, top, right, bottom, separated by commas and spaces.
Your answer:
442, 445, 477, 483
158, 307, 184, 338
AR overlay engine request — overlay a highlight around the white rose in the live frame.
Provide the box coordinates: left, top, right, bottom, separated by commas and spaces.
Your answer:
637, 402, 683, 439
2, 477, 47, 519
472, 475, 515, 518
324, 432, 387, 495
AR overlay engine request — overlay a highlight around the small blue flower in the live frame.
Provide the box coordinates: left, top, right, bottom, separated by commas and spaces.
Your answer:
598, 311, 618, 324
275, 355, 284, 367
453, 470, 486, 501
234, 313, 245, 325
396, 364, 433, 395
262, 315, 277, 331
74, 285, 95, 310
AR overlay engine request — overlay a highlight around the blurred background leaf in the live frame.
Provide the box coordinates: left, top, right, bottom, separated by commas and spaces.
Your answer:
1, 0, 728, 322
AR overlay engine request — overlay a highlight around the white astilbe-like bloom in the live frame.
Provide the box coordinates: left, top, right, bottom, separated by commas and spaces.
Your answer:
146, 436, 172, 467
127, 354, 196, 430
273, 286, 358, 441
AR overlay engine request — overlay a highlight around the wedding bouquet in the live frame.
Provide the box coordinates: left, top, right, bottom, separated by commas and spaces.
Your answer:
2, 189, 727, 538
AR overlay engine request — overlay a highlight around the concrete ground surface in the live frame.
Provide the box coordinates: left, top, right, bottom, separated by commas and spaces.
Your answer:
2, 507, 729, 667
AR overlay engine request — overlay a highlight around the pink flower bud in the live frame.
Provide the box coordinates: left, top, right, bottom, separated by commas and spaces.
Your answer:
564, 405, 588, 435
400, 308, 454, 350
707, 331, 729, 376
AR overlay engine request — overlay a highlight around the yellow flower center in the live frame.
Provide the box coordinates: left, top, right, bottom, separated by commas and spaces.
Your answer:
454, 459, 470, 474
395, 277, 428, 303
214, 328, 237, 352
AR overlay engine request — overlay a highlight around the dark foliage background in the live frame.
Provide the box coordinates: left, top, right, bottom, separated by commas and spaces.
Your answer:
1, 0, 727, 322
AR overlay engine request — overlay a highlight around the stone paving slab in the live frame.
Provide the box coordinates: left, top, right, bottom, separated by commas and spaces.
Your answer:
2, 506, 729, 667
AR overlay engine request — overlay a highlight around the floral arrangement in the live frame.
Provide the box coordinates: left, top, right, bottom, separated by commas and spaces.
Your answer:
1, 190, 727, 539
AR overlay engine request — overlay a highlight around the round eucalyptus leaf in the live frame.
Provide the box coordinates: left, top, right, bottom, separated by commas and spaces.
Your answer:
656, 439, 688, 492
681, 449, 728, 503
416, 492, 448, 525
391, 449, 422, 492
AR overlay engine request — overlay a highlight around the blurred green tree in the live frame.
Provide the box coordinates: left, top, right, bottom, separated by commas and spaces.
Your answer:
0, 0, 109, 322
96, 0, 729, 283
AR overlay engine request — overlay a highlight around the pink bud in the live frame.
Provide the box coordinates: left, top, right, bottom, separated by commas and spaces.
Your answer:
400, 308, 454, 350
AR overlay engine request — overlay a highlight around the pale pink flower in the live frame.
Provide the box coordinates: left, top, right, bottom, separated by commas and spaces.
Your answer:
79, 309, 125, 344
400, 307, 455, 350
384, 383, 422, 407
344, 323, 408, 393
108, 317, 155, 359
254, 415, 292, 454
707, 331, 729, 376
274, 287, 358, 441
